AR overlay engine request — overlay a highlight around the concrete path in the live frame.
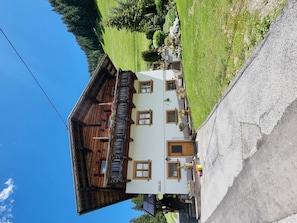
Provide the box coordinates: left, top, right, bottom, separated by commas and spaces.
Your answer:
196, 0, 297, 222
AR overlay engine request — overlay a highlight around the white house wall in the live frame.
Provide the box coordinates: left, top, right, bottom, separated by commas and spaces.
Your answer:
126, 70, 189, 195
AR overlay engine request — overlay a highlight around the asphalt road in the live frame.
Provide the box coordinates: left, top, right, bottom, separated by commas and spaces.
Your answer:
205, 98, 297, 223
196, 0, 297, 222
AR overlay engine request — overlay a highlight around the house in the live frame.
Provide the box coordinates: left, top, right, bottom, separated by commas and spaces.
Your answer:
68, 55, 196, 215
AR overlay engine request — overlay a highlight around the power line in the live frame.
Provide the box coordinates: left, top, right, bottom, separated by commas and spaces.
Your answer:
0, 28, 68, 129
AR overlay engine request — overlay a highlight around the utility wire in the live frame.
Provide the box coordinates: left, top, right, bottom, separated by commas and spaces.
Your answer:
0, 28, 68, 129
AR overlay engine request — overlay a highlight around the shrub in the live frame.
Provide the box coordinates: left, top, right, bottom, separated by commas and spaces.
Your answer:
142, 50, 161, 62
152, 15, 165, 27
163, 7, 176, 33
153, 30, 166, 47
164, 36, 170, 45
145, 26, 161, 39
155, 0, 164, 15
144, 15, 165, 30
155, 0, 168, 15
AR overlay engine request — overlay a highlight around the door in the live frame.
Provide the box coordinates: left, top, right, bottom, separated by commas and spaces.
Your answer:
167, 141, 195, 156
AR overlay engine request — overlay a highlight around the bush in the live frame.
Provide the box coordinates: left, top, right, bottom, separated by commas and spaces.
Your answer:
155, 0, 162, 15
164, 36, 170, 45
142, 50, 161, 62
163, 7, 176, 33
145, 26, 161, 39
153, 30, 166, 47
144, 15, 165, 29
155, 0, 169, 15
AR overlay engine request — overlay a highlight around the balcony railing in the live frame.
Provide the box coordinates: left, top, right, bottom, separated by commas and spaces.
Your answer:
104, 71, 136, 186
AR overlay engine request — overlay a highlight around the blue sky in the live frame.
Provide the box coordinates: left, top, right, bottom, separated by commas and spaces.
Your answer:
0, 1, 142, 222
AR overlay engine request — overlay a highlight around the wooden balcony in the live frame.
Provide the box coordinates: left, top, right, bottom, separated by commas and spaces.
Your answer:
104, 71, 137, 186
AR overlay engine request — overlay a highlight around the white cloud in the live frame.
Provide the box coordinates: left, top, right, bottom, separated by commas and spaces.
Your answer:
0, 179, 14, 203
0, 179, 14, 223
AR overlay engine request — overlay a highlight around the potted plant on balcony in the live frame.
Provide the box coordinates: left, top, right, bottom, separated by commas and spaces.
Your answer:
179, 122, 185, 131
177, 87, 185, 100
179, 162, 194, 170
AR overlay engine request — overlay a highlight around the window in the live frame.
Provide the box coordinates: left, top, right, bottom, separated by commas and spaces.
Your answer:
134, 160, 151, 180
166, 80, 176, 90
101, 160, 107, 174
171, 145, 183, 153
166, 109, 178, 124
139, 80, 153, 93
137, 110, 152, 125
168, 161, 181, 181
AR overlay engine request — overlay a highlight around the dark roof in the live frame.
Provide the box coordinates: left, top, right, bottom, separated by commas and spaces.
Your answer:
68, 55, 135, 215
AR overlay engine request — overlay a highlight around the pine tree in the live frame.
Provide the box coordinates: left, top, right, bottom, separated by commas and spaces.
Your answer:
48, 0, 104, 74
130, 194, 166, 223
103, 0, 157, 32
131, 194, 144, 211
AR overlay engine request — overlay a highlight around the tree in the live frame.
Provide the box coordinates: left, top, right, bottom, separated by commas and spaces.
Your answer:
48, 0, 104, 75
142, 50, 161, 62
130, 212, 166, 223
103, 0, 157, 32
130, 194, 166, 223
130, 214, 151, 223
131, 194, 144, 211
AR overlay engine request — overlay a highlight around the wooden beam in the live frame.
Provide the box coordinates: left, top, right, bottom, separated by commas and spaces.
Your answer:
130, 102, 136, 108
85, 123, 102, 127
86, 95, 100, 104
77, 146, 92, 153
124, 156, 133, 161
71, 118, 87, 126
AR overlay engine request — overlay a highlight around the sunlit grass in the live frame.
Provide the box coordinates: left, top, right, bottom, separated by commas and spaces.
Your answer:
164, 212, 178, 223
96, 0, 286, 129
96, 0, 150, 72
175, 0, 286, 128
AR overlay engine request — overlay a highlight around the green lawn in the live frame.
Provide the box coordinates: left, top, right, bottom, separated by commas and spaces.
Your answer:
96, 0, 286, 129
175, 0, 286, 128
96, 0, 150, 72
164, 212, 178, 223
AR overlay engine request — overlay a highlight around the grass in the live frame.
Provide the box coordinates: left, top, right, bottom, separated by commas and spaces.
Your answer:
175, 0, 287, 128
96, 0, 287, 129
96, 0, 150, 72
164, 212, 178, 223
